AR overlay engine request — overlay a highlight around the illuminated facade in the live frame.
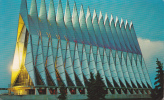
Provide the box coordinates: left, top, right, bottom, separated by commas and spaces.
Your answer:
11, 0, 152, 95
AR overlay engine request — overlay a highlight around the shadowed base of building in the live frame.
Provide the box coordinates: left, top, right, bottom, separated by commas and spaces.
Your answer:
0, 94, 152, 100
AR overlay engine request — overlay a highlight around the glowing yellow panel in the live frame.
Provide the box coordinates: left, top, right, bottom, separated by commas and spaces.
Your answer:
17, 15, 25, 41
11, 15, 26, 86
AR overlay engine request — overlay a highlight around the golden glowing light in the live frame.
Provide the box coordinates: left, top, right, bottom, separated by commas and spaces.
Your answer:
11, 15, 26, 85
12, 48, 20, 70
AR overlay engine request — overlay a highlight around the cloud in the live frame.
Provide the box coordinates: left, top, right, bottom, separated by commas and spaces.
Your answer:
138, 38, 164, 60
138, 38, 164, 87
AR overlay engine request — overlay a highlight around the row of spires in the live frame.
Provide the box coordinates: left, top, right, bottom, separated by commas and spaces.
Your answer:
20, 0, 140, 54
27, 0, 134, 28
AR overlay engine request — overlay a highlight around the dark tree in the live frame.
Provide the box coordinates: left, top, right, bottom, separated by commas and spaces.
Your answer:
151, 59, 163, 99
155, 59, 163, 98
87, 72, 96, 100
87, 72, 106, 100
58, 84, 67, 100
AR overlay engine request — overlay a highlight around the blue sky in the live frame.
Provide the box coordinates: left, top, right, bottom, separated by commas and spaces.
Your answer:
0, 0, 163, 89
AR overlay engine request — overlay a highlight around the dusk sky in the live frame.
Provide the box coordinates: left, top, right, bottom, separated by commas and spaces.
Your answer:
0, 0, 163, 90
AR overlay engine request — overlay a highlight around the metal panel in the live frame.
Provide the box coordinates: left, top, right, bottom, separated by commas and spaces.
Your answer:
86, 7, 97, 46
109, 51, 121, 87
120, 19, 133, 53
20, 0, 29, 30
126, 53, 138, 88
74, 45, 85, 86
136, 56, 148, 88
60, 40, 67, 62
92, 10, 104, 48
69, 42, 75, 63
115, 52, 127, 87
141, 58, 152, 88
92, 46, 97, 62
48, 0, 58, 39
31, 35, 39, 65
81, 45, 90, 80
131, 55, 143, 88
115, 17, 128, 52
77, 43, 83, 62
56, 41, 68, 86
79, 5, 90, 45
99, 12, 115, 49
38, 0, 50, 63
96, 49, 108, 87
121, 53, 132, 87
89, 47, 97, 76
110, 15, 122, 51
104, 14, 117, 50
99, 47, 104, 63
41, 37, 49, 62
46, 39, 58, 86
35, 39, 47, 86
64, 0, 76, 41
105, 48, 110, 65
125, 21, 137, 54
25, 35, 36, 86
30, 0, 40, 35
65, 43, 76, 86
72, 3, 83, 43
85, 44, 90, 61
56, 0, 67, 40
130, 22, 142, 54
103, 49, 114, 87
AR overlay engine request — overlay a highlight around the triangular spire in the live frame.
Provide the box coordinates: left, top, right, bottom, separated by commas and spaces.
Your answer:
99, 11, 103, 22
92, 9, 97, 21
79, 5, 90, 44
98, 12, 114, 49
65, 0, 71, 17
65, 0, 71, 21
86, 7, 97, 46
39, 0, 47, 20
30, 0, 38, 17
120, 18, 124, 28
48, 0, 56, 20
79, 5, 85, 21
30, 0, 40, 32
92, 9, 104, 47
72, 2, 83, 43
105, 13, 109, 23
121, 18, 124, 24
86, 6, 91, 20
115, 16, 119, 27
48, 0, 58, 38
125, 19, 128, 29
130, 21, 133, 29
110, 14, 114, 25
56, 0, 67, 40
20, 0, 29, 30
65, 43, 77, 86
120, 19, 133, 53
64, 0, 76, 41
56, 0, 64, 21
129, 21, 142, 54
73, 2, 77, 18
115, 17, 127, 52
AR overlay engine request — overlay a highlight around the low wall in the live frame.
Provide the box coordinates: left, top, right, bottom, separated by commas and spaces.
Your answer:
0, 94, 151, 100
